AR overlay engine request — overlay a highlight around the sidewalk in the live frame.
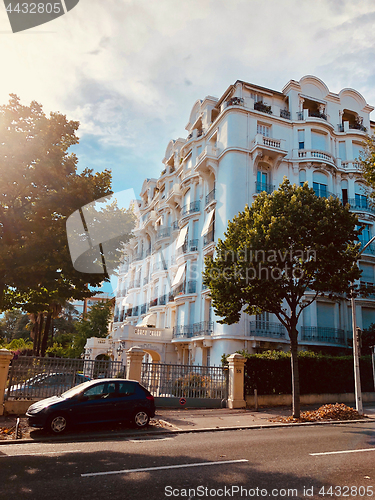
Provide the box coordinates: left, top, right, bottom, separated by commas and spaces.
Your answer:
1, 405, 375, 444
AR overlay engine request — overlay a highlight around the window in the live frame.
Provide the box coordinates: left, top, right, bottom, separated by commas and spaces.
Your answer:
118, 382, 136, 396
355, 193, 368, 208
257, 124, 270, 137
339, 142, 346, 161
251, 93, 262, 102
299, 169, 306, 187
311, 131, 327, 151
298, 130, 305, 150
357, 224, 371, 245
257, 171, 268, 192
352, 142, 364, 160
313, 182, 327, 198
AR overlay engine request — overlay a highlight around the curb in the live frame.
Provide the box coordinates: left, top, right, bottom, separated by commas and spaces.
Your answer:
0, 417, 373, 446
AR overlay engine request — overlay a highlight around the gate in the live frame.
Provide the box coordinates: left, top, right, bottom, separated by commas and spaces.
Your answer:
141, 362, 228, 406
6, 357, 124, 400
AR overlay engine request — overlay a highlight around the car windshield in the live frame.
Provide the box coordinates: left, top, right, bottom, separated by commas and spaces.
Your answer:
60, 380, 93, 399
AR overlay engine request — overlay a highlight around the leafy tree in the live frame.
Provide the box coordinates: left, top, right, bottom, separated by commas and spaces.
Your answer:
360, 134, 375, 201
203, 179, 362, 417
0, 95, 135, 354
0, 310, 30, 342
72, 300, 114, 357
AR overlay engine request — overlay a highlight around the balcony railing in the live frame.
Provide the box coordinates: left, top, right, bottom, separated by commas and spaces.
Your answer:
173, 321, 214, 338
203, 229, 215, 246
178, 239, 199, 254
346, 198, 375, 215
313, 187, 336, 199
140, 304, 148, 315
360, 242, 375, 255
254, 101, 272, 114
205, 188, 215, 206
181, 200, 201, 216
157, 227, 171, 240
256, 181, 275, 194
226, 97, 244, 107
338, 123, 367, 133
158, 294, 167, 306
300, 326, 345, 345
280, 109, 291, 120
128, 280, 141, 289
149, 298, 158, 308
174, 280, 197, 297
297, 110, 327, 121
153, 261, 168, 272
172, 220, 180, 231
248, 321, 287, 338
298, 150, 333, 162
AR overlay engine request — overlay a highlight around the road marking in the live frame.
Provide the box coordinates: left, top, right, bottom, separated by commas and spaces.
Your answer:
0, 450, 82, 457
128, 437, 174, 443
81, 459, 249, 477
310, 448, 375, 456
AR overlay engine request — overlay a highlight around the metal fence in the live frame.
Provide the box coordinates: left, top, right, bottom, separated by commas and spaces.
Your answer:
6, 357, 124, 400
141, 363, 228, 399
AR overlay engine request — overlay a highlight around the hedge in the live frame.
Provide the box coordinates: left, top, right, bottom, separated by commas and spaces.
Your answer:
243, 352, 374, 395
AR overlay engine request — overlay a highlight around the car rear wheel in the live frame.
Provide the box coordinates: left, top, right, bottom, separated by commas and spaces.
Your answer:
133, 410, 150, 428
47, 414, 68, 434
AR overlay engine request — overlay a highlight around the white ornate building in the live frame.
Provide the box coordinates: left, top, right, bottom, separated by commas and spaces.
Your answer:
85, 75, 375, 366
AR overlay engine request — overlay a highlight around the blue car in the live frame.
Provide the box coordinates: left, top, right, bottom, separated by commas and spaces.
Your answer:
26, 379, 155, 434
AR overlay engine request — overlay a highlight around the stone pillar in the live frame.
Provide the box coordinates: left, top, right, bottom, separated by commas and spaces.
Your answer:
0, 349, 13, 416
126, 346, 145, 382
227, 353, 246, 409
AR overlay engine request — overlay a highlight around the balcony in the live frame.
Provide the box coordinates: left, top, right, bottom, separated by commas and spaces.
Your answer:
156, 227, 171, 240
360, 242, 375, 256
205, 188, 215, 206
346, 198, 375, 215
174, 280, 197, 297
171, 220, 180, 231
158, 294, 167, 306
226, 97, 244, 107
340, 161, 361, 171
297, 110, 327, 121
300, 326, 345, 346
153, 261, 168, 272
178, 239, 199, 255
203, 229, 215, 246
140, 303, 148, 315
298, 150, 334, 163
255, 181, 275, 194
181, 200, 201, 217
128, 280, 141, 290
280, 109, 291, 120
173, 321, 214, 339
248, 321, 287, 339
149, 298, 158, 308
313, 187, 336, 199
338, 122, 367, 133
254, 101, 272, 115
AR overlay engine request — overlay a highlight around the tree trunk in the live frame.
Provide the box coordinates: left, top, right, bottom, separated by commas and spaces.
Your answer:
40, 312, 52, 357
35, 313, 44, 356
290, 331, 300, 418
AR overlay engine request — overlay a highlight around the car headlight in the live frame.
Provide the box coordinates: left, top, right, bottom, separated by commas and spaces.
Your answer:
27, 407, 44, 415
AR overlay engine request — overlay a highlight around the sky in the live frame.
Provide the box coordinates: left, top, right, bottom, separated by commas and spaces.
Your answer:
1, 0, 375, 294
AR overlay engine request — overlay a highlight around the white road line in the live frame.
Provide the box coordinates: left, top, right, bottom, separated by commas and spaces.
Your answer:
128, 438, 174, 443
0, 450, 82, 457
310, 448, 375, 456
81, 459, 249, 478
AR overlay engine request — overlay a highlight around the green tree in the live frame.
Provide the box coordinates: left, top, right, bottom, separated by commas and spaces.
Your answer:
0, 309, 30, 342
360, 134, 375, 200
73, 300, 114, 357
0, 95, 135, 354
203, 179, 362, 417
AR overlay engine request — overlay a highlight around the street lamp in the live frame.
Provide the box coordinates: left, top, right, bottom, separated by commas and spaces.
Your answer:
351, 234, 375, 415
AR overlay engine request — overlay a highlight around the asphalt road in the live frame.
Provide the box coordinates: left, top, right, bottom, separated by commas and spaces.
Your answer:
1, 422, 375, 500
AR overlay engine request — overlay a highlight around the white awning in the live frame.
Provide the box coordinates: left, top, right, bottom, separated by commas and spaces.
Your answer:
122, 294, 133, 307
172, 263, 186, 287
176, 226, 188, 249
137, 313, 157, 327
201, 209, 215, 236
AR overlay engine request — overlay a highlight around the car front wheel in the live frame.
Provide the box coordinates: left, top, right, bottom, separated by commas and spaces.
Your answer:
133, 410, 150, 428
47, 415, 68, 434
